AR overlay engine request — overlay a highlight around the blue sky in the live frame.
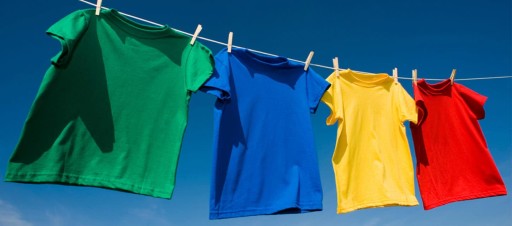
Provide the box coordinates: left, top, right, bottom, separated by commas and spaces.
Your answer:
0, 0, 510, 225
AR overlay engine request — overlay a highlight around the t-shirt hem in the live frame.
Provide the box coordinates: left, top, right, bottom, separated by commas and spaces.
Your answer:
209, 202, 322, 219
4, 172, 172, 199
423, 189, 507, 210
337, 199, 419, 214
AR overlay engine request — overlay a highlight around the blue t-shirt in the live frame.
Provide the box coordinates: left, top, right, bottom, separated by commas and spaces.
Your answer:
201, 48, 329, 219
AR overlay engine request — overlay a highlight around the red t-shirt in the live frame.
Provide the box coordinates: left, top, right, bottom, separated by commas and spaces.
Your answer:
410, 79, 507, 210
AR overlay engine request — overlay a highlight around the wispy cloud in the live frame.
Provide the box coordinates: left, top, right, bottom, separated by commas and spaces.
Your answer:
126, 205, 174, 226
45, 210, 65, 226
0, 200, 33, 226
363, 217, 382, 226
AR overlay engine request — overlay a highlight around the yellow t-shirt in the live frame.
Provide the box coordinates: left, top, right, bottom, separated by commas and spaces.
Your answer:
322, 69, 418, 214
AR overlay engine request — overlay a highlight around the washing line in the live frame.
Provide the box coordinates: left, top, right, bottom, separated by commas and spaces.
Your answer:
78, 0, 512, 82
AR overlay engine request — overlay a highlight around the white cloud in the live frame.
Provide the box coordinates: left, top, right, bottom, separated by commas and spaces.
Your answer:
45, 210, 65, 226
0, 200, 33, 226
363, 217, 382, 226
126, 205, 174, 226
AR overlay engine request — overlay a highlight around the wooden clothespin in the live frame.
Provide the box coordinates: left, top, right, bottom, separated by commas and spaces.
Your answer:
95, 0, 103, 16
392, 67, 398, 83
190, 24, 203, 45
227, 32, 233, 53
333, 57, 340, 76
449, 69, 456, 85
304, 51, 314, 71
412, 69, 418, 85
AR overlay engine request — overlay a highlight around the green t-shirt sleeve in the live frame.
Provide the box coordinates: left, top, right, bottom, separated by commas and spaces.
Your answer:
47, 9, 90, 67
184, 42, 214, 92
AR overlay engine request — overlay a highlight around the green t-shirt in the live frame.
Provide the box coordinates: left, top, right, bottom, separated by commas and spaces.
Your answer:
5, 9, 214, 198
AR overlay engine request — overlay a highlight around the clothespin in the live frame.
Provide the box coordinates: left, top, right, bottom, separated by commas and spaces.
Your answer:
412, 69, 418, 85
333, 57, 340, 76
95, 0, 103, 16
392, 67, 398, 83
304, 51, 314, 71
227, 32, 233, 53
190, 24, 203, 45
449, 69, 456, 85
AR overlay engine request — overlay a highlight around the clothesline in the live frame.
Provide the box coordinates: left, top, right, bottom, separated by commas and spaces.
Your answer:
78, 0, 512, 82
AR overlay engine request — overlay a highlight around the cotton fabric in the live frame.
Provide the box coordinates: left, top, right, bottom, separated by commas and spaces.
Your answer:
411, 79, 507, 210
322, 69, 419, 214
201, 47, 329, 219
5, 9, 214, 199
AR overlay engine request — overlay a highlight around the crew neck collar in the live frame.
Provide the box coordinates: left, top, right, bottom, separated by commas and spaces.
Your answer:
103, 9, 176, 38
231, 48, 292, 68
342, 69, 392, 87
417, 79, 452, 95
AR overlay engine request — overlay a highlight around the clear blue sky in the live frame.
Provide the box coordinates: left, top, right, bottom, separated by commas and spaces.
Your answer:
0, 0, 510, 225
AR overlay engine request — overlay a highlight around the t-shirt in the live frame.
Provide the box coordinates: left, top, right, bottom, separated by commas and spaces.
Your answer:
410, 79, 507, 210
201, 47, 329, 219
5, 9, 214, 199
321, 69, 419, 214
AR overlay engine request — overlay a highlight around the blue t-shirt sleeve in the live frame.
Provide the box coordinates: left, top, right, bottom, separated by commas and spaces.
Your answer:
306, 68, 330, 113
200, 49, 231, 100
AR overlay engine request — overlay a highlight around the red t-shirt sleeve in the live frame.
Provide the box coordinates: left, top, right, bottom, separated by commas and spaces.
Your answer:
412, 83, 427, 126
455, 84, 487, 120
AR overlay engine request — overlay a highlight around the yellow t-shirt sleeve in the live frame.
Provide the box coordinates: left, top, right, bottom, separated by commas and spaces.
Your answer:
322, 73, 344, 125
396, 83, 418, 124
